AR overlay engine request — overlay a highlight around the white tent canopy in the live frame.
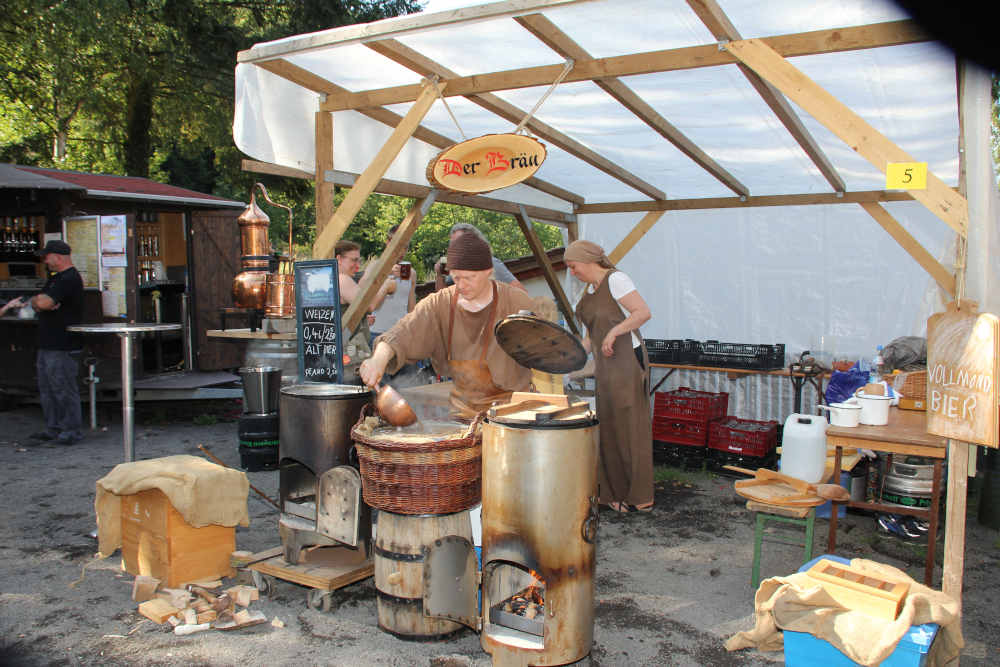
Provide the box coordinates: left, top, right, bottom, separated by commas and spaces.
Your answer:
233, 0, 996, 362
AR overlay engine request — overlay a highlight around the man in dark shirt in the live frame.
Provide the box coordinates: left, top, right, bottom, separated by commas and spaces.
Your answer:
29, 240, 84, 445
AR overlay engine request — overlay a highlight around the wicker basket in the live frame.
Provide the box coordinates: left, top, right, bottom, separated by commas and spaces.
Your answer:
892, 370, 927, 399
351, 406, 483, 515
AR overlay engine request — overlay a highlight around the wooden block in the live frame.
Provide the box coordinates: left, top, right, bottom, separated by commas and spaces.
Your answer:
183, 608, 198, 625
806, 558, 909, 620
187, 579, 223, 590
231, 546, 284, 568
233, 609, 253, 625
196, 609, 218, 624
138, 598, 181, 624
158, 588, 192, 609
226, 585, 259, 606
191, 599, 210, 613
131, 575, 160, 602
121, 489, 236, 588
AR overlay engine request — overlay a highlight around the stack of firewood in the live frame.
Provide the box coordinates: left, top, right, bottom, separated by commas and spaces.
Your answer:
132, 575, 278, 634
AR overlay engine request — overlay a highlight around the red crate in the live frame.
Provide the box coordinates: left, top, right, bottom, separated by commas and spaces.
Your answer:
707, 416, 779, 458
654, 387, 729, 423
652, 416, 711, 447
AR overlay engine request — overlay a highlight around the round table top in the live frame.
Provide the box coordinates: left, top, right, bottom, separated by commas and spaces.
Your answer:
68, 322, 182, 334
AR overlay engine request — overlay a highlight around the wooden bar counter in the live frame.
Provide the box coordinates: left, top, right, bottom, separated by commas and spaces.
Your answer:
826, 408, 946, 586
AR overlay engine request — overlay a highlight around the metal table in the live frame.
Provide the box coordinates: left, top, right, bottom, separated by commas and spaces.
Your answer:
68, 322, 181, 462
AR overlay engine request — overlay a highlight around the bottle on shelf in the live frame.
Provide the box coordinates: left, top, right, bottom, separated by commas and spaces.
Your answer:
869, 345, 884, 385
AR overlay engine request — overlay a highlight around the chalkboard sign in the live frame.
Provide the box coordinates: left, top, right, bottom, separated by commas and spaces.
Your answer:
294, 260, 344, 383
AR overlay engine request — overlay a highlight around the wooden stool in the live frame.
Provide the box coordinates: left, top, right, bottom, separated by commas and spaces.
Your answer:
747, 500, 815, 588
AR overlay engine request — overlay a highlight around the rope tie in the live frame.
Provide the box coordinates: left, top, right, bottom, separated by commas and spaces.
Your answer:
514, 59, 574, 135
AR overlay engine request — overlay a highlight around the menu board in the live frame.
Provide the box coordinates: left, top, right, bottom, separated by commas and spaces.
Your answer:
926, 300, 999, 448
63, 216, 102, 289
295, 260, 344, 383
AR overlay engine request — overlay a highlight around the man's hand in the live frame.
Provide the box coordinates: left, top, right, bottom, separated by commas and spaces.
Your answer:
359, 342, 393, 387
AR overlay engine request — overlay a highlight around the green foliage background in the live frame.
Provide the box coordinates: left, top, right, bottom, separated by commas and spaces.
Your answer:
0, 0, 564, 278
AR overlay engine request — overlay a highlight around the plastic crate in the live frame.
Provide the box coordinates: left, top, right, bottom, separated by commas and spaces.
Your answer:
698, 341, 785, 370
707, 416, 779, 457
652, 416, 712, 447
653, 440, 706, 469
705, 447, 777, 474
645, 339, 700, 364
654, 387, 729, 423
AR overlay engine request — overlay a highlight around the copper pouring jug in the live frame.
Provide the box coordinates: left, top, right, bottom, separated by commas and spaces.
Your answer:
374, 383, 417, 427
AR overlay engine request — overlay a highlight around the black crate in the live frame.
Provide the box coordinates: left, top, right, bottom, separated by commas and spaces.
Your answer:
705, 447, 778, 474
697, 341, 785, 370
645, 339, 701, 364
653, 440, 706, 470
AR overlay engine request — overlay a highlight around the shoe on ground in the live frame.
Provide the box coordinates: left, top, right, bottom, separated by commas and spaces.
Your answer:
29, 430, 58, 441
56, 431, 83, 445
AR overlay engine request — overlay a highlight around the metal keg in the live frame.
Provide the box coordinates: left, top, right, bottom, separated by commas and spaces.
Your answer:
879, 456, 945, 509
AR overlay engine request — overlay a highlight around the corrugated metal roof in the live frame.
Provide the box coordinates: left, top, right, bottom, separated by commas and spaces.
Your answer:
6, 164, 244, 208
0, 163, 85, 191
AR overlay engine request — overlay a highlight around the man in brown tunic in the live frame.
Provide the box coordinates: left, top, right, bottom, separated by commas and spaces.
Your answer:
360, 232, 535, 416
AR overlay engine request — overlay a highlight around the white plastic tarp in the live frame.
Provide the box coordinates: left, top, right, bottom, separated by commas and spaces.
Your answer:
233, 0, 998, 362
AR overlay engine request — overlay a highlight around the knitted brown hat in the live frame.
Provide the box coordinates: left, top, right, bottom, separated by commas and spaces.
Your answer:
447, 231, 493, 271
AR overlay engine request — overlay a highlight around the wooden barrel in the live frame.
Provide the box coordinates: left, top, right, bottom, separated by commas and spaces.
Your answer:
374, 510, 472, 641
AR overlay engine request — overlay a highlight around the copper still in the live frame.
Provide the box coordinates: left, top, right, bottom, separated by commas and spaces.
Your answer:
233, 185, 272, 309
265, 260, 295, 318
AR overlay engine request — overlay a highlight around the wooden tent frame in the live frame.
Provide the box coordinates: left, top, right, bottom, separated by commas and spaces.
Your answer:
238, 0, 981, 602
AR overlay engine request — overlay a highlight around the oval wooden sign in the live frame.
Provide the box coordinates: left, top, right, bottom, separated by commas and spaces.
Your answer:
426, 134, 546, 194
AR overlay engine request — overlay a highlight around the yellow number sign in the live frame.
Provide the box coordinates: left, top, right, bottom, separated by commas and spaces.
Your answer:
886, 162, 927, 190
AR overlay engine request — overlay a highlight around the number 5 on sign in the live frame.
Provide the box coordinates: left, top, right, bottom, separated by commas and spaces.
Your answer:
886, 162, 927, 190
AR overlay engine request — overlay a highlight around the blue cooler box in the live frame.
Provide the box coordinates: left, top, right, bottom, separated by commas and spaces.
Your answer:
784, 556, 939, 667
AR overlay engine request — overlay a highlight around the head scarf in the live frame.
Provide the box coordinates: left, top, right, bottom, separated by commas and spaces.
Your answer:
564, 240, 614, 268
447, 231, 493, 271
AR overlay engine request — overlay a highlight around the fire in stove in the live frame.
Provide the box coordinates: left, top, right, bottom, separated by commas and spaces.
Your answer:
489, 570, 546, 636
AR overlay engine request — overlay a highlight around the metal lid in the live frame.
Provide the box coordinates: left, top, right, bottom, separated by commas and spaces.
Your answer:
493, 313, 587, 374
280, 383, 372, 399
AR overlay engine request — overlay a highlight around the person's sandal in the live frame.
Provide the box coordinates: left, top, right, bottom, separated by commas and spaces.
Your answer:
632, 503, 653, 513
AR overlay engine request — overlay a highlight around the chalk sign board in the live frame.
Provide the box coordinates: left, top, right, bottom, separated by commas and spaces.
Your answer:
294, 260, 344, 383
926, 300, 999, 448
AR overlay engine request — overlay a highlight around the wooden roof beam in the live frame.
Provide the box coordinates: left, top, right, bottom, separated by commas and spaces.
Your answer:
515, 205, 579, 334
319, 20, 929, 111
576, 189, 922, 214
859, 201, 955, 296
514, 13, 748, 198
724, 38, 967, 235
365, 39, 664, 201
686, 0, 845, 194
255, 59, 578, 206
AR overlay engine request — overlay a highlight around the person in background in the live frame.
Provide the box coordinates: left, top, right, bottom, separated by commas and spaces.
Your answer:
434, 223, 526, 293
361, 232, 535, 417
0, 296, 25, 316
565, 239, 653, 513
370, 224, 416, 340
335, 239, 394, 351
29, 240, 84, 445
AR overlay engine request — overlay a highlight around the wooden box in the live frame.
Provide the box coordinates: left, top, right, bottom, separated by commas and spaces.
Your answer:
806, 558, 909, 620
121, 488, 235, 588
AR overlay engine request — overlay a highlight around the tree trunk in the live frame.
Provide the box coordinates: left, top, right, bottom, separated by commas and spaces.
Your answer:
124, 74, 153, 177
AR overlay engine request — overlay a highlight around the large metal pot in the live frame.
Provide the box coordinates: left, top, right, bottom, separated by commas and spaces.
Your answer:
279, 383, 372, 476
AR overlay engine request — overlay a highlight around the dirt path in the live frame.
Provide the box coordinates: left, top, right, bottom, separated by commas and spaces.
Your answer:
0, 400, 996, 665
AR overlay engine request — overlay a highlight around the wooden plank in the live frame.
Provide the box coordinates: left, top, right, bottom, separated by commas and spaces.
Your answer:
364, 39, 638, 203
343, 193, 436, 333
241, 159, 576, 225
577, 189, 920, 214
608, 211, 665, 264
315, 111, 335, 241
515, 13, 747, 198
231, 545, 285, 568
250, 552, 373, 592
238, 0, 590, 63
320, 21, 930, 111
859, 202, 956, 296
515, 205, 579, 334
825, 408, 946, 450
313, 80, 441, 260
723, 38, 967, 236
206, 328, 296, 341
686, 0, 844, 193
138, 598, 181, 624
256, 58, 582, 207
942, 440, 969, 604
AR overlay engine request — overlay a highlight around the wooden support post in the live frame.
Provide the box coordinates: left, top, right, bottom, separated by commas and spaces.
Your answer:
724, 38, 968, 237
343, 192, 437, 333
314, 111, 335, 242
515, 205, 578, 335
566, 221, 579, 245
608, 211, 666, 265
313, 80, 442, 259
858, 202, 955, 296
942, 440, 969, 606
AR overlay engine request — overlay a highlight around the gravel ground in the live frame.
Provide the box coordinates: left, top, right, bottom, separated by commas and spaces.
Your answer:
0, 398, 997, 666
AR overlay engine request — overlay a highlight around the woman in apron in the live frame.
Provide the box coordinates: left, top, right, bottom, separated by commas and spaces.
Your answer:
565, 240, 653, 512
360, 232, 535, 418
